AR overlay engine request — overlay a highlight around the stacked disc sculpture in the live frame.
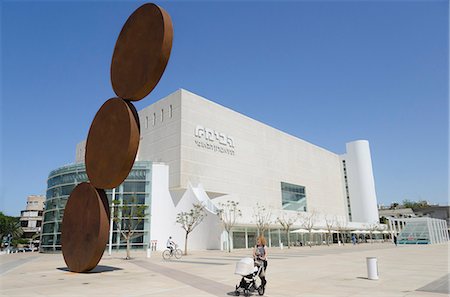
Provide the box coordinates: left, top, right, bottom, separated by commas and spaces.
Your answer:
61, 3, 173, 272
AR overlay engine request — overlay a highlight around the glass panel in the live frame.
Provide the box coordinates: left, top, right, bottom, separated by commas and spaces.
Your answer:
247, 230, 257, 248
270, 229, 280, 247
232, 231, 246, 249
281, 182, 307, 211
123, 181, 146, 193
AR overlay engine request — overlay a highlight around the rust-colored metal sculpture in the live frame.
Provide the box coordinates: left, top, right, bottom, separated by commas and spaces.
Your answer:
85, 98, 140, 189
111, 3, 173, 101
61, 183, 109, 273
61, 2, 173, 273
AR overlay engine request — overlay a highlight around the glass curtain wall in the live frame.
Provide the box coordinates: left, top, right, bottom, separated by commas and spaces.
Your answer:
40, 161, 152, 252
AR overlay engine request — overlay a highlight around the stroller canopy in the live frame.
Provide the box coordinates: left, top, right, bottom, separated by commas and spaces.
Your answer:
235, 257, 255, 276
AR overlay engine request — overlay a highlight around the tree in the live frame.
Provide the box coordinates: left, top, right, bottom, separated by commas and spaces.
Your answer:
367, 223, 380, 243
0, 212, 23, 249
253, 203, 272, 236
403, 199, 430, 210
334, 216, 347, 246
300, 211, 316, 248
324, 215, 335, 246
217, 200, 242, 252
112, 197, 148, 260
176, 203, 206, 255
389, 202, 399, 210
276, 212, 298, 249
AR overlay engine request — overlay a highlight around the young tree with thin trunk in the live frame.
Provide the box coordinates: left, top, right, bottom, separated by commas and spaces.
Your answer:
253, 203, 272, 236
112, 197, 148, 260
176, 203, 206, 255
217, 200, 242, 253
277, 212, 298, 249
300, 211, 316, 248
334, 216, 348, 246
367, 223, 379, 243
324, 215, 335, 246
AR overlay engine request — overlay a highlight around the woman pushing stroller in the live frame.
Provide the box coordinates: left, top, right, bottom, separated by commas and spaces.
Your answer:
234, 236, 268, 296
253, 236, 268, 290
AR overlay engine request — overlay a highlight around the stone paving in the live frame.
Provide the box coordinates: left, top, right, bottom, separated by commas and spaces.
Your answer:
0, 242, 448, 297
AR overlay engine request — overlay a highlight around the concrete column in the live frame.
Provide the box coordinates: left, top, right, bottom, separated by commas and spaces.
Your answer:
245, 227, 248, 249
268, 229, 272, 248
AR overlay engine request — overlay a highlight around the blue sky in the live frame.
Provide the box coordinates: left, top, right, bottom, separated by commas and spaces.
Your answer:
1, 0, 448, 216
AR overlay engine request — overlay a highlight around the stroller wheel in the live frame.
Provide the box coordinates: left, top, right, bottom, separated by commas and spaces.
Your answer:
234, 291, 240, 296
258, 286, 265, 296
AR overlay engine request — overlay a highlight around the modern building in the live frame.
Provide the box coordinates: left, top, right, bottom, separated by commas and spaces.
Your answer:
20, 195, 45, 248
388, 217, 449, 244
46, 89, 384, 252
41, 162, 153, 252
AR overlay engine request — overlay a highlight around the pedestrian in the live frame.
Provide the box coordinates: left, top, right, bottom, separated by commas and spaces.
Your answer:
393, 235, 397, 246
253, 235, 268, 289
352, 234, 357, 245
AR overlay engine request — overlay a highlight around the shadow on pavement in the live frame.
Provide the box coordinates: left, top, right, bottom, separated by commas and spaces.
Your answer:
57, 265, 123, 273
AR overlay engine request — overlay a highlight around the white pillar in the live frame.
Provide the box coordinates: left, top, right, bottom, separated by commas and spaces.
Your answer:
108, 188, 116, 256
268, 229, 272, 248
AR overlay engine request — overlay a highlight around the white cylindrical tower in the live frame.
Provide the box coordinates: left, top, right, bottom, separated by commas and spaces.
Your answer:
343, 140, 379, 223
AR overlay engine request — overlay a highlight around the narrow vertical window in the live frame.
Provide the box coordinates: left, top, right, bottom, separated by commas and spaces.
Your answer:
145, 116, 149, 129
169, 105, 173, 118
152, 113, 156, 126
161, 109, 164, 122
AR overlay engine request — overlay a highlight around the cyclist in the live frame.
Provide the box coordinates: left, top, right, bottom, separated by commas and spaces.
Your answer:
166, 236, 176, 254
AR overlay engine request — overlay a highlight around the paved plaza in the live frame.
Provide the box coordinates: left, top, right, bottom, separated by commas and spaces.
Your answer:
1, 242, 448, 297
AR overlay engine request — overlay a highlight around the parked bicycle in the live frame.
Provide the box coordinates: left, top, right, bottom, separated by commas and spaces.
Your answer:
162, 244, 183, 260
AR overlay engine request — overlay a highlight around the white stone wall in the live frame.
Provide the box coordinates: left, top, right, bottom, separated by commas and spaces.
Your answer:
139, 89, 348, 218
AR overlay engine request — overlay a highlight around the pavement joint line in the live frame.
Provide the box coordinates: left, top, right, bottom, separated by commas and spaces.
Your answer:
131, 260, 234, 297
0, 255, 41, 276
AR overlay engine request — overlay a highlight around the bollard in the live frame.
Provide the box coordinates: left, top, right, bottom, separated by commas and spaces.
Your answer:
366, 257, 379, 280
280, 243, 283, 249
146, 248, 151, 258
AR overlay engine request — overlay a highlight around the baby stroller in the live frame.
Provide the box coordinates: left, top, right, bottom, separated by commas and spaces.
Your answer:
234, 257, 265, 296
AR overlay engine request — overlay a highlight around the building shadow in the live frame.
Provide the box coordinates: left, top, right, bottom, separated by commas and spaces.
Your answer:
57, 265, 123, 273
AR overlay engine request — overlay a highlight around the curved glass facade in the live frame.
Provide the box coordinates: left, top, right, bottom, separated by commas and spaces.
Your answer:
40, 161, 152, 252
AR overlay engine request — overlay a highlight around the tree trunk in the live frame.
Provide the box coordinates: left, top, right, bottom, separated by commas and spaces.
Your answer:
126, 237, 131, 259
309, 231, 312, 248
184, 232, 189, 255
227, 231, 231, 253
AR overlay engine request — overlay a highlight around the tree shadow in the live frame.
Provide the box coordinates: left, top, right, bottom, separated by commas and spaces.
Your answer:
57, 265, 123, 274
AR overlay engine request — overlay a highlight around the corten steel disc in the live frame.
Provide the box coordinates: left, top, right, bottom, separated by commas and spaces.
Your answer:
111, 3, 173, 101
85, 98, 140, 189
61, 183, 109, 273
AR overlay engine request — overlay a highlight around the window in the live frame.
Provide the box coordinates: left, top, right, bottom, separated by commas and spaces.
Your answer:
169, 105, 173, 118
152, 113, 156, 126
161, 109, 164, 122
145, 116, 149, 129
281, 182, 307, 211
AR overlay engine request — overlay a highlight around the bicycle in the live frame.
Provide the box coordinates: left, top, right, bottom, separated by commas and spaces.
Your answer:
162, 244, 183, 260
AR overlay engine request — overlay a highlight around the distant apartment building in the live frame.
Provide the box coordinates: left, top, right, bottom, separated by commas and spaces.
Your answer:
20, 195, 45, 246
